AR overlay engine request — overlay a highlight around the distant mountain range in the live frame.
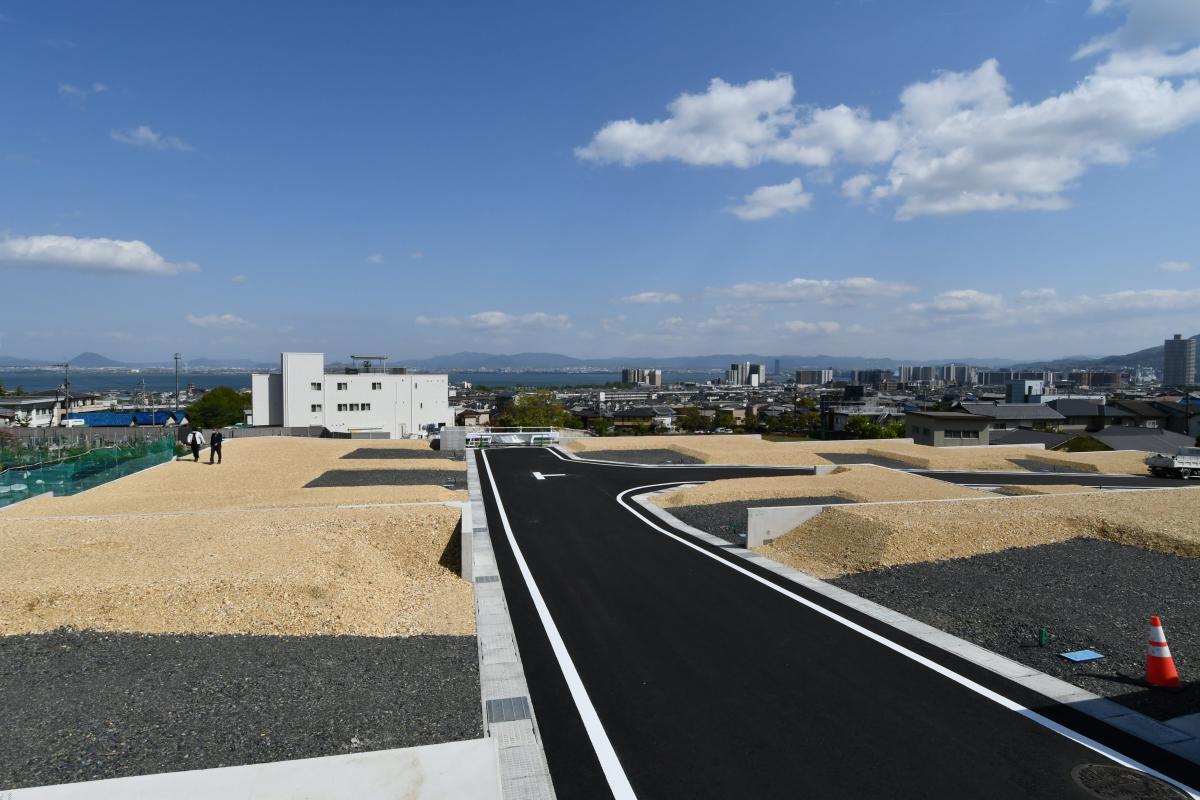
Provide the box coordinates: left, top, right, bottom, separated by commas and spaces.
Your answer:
0, 336, 1190, 373
0, 352, 274, 369
401, 351, 1018, 371
1012, 334, 1198, 371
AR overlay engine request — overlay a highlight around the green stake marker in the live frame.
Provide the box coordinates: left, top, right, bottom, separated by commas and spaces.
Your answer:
1038, 627, 1049, 647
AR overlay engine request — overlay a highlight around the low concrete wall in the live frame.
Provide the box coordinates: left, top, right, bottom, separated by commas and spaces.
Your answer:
747, 505, 829, 547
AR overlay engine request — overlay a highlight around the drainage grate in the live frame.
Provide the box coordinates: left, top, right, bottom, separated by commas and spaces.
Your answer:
485, 696, 532, 724
1070, 764, 1188, 799
475, 575, 500, 584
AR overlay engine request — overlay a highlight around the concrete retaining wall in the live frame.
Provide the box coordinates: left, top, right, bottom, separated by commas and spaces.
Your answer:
747, 505, 829, 547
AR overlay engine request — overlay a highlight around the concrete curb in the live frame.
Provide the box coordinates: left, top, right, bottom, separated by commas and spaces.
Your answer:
632, 491, 1200, 766
465, 451, 557, 800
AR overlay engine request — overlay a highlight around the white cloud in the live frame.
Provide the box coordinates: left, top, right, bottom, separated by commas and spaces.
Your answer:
366, 253, 384, 264
415, 311, 572, 330
840, 173, 875, 200
779, 320, 845, 335
711, 276, 916, 305
910, 289, 1005, 316
1076, 0, 1200, 60
618, 291, 684, 304
186, 313, 252, 329
1019, 287, 1058, 300
577, 75, 898, 168
59, 82, 109, 100
231, 274, 247, 284
111, 125, 194, 152
577, 3, 1200, 220
0, 234, 199, 276
411, 251, 424, 259
1156, 259, 1193, 272
727, 178, 812, 220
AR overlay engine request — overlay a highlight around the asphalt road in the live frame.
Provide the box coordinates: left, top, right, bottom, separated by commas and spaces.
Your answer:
476, 447, 1200, 799
911, 469, 1186, 489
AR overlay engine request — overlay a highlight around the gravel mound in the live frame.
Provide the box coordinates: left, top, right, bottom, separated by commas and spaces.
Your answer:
831, 539, 1200, 720
756, 487, 1200, 579
0, 504, 473, 637
305, 469, 466, 488
0, 629, 480, 789
653, 466, 986, 509
670, 498, 850, 543
341, 447, 449, 460
816, 452, 914, 469
578, 449, 702, 465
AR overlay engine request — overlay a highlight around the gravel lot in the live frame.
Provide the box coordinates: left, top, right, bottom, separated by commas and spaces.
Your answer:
578, 449, 702, 465
831, 539, 1200, 721
0, 629, 480, 789
816, 452, 915, 469
756, 487, 1200, 579
305, 469, 466, 489
653, 467, 986, 508
341, 447, 451, 460
11, 437, 466, 515
670, 498, 850, 543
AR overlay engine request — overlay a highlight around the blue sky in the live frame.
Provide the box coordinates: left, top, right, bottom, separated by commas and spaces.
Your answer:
2, 0, 1199, 363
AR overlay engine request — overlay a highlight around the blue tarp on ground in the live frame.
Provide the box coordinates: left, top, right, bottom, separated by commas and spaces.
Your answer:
67, 411, 186, 427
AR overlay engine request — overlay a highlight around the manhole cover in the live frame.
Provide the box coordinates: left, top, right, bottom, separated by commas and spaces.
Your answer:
1071, 764, 1188, 799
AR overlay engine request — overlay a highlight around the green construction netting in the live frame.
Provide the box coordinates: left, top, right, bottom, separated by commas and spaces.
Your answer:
0, 434, 181, 508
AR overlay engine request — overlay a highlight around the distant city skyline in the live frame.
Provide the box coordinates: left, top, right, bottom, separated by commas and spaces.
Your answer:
2, 1, 1199, 361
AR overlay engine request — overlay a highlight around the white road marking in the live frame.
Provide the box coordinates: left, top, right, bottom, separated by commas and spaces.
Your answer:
614, 480, 1200, 799
533, 471, 567, 480
482, 450, 638, 800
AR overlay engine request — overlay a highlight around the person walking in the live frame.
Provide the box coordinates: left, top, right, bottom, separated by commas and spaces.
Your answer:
186, 428, 205, 462
209, 430, 224, 464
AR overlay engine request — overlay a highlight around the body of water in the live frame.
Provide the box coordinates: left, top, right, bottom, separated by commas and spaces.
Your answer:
0, 369, 723, 395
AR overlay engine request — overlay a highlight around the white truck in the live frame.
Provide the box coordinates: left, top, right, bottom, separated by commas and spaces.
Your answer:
1146, 446, 1200, 479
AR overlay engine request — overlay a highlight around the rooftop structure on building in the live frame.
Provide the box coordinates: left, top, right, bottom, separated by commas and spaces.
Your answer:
250, 352, 450, 438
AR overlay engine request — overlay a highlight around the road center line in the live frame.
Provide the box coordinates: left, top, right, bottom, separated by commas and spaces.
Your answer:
614, 480, 1200, 799
481, 450, 638, 800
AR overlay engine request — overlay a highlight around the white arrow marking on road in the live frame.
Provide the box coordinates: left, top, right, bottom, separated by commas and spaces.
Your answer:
532, 472, 567, 480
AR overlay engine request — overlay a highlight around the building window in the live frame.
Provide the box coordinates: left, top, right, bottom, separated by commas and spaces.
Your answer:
361, 402, 371, 411
963, 430, 980, 439
945, 430, 962, 438
337, 382, 348, 391
337, 403, 348, 412
420, 402, 423, 409
311, 404, 322, 413
372, 382, 382, 390
310, 382, 322, 391
349, 403, 360, 411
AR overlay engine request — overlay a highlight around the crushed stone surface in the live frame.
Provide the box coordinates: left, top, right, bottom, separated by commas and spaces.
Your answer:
831, 539, 1200, 721
0, 504, 473, 637
10, 436, 465, 515
0, 629, 480, 789
304, 469, 466, 489
577, 449, 702, 465
341, 447, 456, 460
993, 484, 1099, 496
653, 466, 988, 508
755, 487, 1200, 579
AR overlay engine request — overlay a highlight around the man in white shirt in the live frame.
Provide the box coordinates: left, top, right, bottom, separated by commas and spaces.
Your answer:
186, 428, 206, 462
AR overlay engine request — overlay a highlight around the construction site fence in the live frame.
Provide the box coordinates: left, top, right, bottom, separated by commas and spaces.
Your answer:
0, 433, 179, 509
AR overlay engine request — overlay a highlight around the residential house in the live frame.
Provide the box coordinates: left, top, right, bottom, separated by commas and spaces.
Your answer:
905, 411, 991, 447
1047, 399, 1139, 432
957, 401, 1064, 431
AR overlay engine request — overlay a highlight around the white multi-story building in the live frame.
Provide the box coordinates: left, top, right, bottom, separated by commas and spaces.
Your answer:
251, 353, 451, 438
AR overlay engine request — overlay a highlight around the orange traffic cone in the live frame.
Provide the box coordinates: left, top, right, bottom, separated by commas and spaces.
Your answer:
1145, 616, 1181, 688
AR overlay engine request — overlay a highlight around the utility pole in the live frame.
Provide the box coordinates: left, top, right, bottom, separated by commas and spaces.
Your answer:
174, 353, 181, 412
51, 362, 71, 424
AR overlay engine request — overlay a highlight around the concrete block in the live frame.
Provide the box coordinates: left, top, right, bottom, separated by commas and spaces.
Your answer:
746, 505, 827, 547
5, 738, 502, 800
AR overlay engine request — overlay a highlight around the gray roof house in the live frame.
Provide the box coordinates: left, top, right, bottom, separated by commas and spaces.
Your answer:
957, 402, 1064, 430
1089, 426, 1195, 453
